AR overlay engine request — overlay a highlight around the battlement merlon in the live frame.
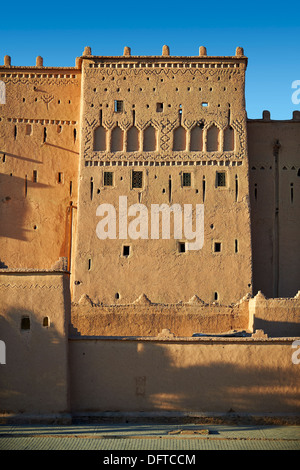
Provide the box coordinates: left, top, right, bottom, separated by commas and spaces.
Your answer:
0, 47, 247, 70
80, 45, 248, 68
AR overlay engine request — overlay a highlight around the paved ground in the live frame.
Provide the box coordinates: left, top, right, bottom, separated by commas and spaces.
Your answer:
0, 422, 300, 451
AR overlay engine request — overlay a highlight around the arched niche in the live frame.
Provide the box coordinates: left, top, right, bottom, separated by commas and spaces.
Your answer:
143, 124, 157, 151
93, 126, 106, 151
190, 123, 203, 151
206, 124, 220, 152
127, 126, 140, 152
223, 126, 235, 151
173, 125, 186, 151
111, 125, 124, 152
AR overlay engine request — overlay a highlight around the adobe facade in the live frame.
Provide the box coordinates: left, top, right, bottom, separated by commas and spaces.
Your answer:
0, 46, 299, 421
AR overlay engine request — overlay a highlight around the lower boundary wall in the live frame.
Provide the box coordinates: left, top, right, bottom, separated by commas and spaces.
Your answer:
68, 336, 300, 424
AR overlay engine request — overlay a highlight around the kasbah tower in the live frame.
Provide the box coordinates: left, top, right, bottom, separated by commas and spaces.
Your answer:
0, 45, 299, 420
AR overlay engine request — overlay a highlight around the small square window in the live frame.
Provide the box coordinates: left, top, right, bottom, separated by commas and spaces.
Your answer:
114, 100, 124, 113
123, 245, 130, 257
21, 316, 30, 330
104, 171, 113, 186
156, 102, 164, 112
178, 242, 186, 253
182, 172, 191, 187
217, 172, 226, 187
132, 170, 143, 189
214, 242, 221, 252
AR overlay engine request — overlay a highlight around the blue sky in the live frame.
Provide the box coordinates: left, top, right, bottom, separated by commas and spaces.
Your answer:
1, 0, 299, 119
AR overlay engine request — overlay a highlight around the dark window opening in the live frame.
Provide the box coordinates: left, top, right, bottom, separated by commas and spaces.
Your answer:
235, 239, 238, 253
43, 317, 50, 327
21, 317, 30, 330
132, 170, 143, 189
182, 172, 191, 187
178, 242, 186, 253
214, 292, 219, 301
156, 102, 163, 112
114, 100, 124, 113
123, 245, 130, 257
216, 172, 226, 187
58, 172, 63, 183
290, 183, 294, 203
104, 171, 113, 186
214, 242, 221, 252
32, 170, 37, 183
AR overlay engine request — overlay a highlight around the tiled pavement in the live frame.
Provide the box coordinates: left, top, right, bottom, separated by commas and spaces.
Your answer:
0, 423, 300, 451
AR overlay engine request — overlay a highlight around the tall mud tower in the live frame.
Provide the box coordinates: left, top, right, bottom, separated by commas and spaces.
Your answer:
72, 46, 252, 305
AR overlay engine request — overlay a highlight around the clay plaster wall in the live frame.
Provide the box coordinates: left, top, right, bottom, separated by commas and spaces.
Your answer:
70, 336, 300, 415
249, 291, 300, 337
71, 49, 252, 306
71, 294, 249, 336
0, 60, 81, 270
0, 271, 70, 415
247, 112, 300, 299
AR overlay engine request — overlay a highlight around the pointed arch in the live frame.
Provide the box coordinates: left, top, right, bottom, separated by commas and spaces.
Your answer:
190, 123, 203, 151
206, 124, 220, 152
143, 124, 157, 151
93, 126, 107, 151
111, 125, 124, 152
127, 126, 140, 152
173, 125, 186, 151
223, 126, 235, 151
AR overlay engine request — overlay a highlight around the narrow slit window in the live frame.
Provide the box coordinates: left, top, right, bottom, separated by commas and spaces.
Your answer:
104, 171, 113, 187
132, 170, 143, 189
290, 183, 294, 203
235, 239, 238, 253
32, 170, 37, 183
182, 172, 191, 187
88, 258, 92, 270
58, 172, 63, 183
214, 292, 219, 301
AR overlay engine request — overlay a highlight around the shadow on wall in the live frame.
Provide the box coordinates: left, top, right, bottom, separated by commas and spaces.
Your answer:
0, 305, 68, 415
0, 172, 48, 242
70, 337, 300, 416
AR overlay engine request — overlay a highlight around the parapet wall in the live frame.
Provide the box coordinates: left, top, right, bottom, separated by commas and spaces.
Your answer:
249, 291, 300, 337
71, 293, 250, 337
